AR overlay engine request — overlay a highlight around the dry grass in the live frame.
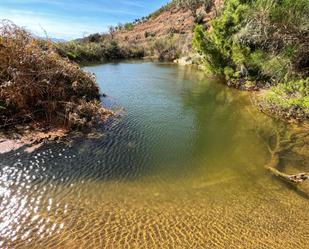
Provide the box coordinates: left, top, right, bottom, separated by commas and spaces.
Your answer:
0, 21, 111, 130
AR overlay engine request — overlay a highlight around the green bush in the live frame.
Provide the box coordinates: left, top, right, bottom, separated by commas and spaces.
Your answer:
124, 23, 134, 31
152, 36, 181, 61
193, 25, 227, 74
193, 0, 309, 119
263, 79, 309, 120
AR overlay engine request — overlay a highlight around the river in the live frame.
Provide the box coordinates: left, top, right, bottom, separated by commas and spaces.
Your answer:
0, 61, 308, 248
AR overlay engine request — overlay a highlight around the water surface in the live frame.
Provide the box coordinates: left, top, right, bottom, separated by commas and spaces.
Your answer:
1, 61, 308, 248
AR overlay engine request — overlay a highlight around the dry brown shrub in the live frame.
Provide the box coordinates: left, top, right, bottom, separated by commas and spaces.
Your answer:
0, 20, 111, 129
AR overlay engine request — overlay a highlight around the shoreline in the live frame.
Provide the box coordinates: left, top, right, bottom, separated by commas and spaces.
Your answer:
1, 60, 306, 154
0, 127, 68, 154
0, 128, 69, 155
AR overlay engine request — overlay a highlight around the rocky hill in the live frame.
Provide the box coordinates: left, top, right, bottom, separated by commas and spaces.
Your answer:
114, 7, 195, 55
111, 0, 221, 58
64, 0, 222, 62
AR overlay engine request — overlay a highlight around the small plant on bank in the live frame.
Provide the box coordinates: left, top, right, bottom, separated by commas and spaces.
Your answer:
152, 36, 181, 61
261, 79, 309, 121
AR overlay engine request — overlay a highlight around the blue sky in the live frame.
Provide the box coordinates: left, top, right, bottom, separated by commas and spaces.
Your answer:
0, 0, 170, 40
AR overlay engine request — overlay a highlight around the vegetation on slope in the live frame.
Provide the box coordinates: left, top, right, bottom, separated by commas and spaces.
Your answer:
173, 0, 213, 20
193, 0, 309, 121
56, 38, 144, 64
0, 21, 111, 130
57, 0, 216, 63
57, 32, 184, 63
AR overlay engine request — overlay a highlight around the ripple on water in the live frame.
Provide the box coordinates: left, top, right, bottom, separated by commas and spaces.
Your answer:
0, 62, 308, 248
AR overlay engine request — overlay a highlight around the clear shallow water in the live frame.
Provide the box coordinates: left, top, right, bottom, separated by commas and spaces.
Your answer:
0, 61, 308, 248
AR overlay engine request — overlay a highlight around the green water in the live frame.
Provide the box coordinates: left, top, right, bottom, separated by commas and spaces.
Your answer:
0, 61, 308, 248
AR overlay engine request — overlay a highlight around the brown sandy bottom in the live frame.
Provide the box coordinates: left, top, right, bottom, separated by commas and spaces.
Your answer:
4, 173, 309, 249
1, 62, 308, 249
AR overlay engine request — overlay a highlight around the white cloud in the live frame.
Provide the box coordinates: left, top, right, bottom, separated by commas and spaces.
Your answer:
0, 9, 112, 39
0, 0, 141, 39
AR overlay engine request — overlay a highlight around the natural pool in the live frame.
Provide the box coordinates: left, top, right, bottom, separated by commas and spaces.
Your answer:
0, 61, 308, 248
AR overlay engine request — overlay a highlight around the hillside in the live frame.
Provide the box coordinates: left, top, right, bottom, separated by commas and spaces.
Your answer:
57, 0, 221, 62
111, 0, 221, 59
114, 6, 196, 55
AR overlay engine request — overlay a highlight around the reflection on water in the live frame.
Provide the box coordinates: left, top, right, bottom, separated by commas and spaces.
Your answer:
0, 62, 308, 248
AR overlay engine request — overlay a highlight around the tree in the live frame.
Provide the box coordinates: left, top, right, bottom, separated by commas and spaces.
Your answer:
88, 33, 101, 43
108, 26, 115, 39
174, 0, 212, 19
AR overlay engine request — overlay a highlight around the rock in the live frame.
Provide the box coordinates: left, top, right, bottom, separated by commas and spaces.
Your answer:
174, 56, 192, 65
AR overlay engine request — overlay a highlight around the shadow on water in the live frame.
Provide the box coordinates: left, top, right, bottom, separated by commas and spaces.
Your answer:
0, 117, 154, 184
